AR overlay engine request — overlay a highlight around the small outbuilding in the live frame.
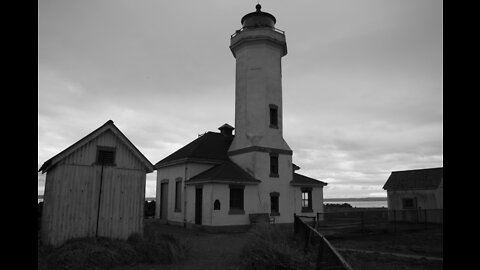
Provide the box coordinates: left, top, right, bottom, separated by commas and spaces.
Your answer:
39, 120, 154, 246
383, 167, 443, 223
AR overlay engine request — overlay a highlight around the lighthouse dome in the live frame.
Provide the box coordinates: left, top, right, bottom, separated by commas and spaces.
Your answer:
240, 4, 276, 28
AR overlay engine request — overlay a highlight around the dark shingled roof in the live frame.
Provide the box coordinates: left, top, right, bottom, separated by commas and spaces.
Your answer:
186, 161, 261, 185
383, 167, 443, 190
155, 126, 328, 187
155, 132, 233, 167
290, 172, 327, 187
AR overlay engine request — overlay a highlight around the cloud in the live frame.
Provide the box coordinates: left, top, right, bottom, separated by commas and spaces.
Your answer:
38, 0, 442, 199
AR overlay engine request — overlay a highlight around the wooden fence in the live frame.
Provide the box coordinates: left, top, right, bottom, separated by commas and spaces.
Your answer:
316, 208, 443, 234
294, 214, 353, 270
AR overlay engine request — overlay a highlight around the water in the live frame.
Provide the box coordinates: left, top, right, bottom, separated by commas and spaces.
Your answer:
324, 200, 387, 208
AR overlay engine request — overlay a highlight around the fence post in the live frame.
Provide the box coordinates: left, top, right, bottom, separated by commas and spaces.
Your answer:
294, 213, 298, 234
361, 211, 365, 233
424, 209, 428, 230
393, 209, 397, 233
316, 238, 324, 270
304, 228, 311, 252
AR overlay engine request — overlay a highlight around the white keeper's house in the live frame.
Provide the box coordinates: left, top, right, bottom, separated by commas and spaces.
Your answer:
154, 5, 327, 231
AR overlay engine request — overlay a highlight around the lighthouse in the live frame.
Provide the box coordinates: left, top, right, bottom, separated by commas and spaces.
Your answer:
154, 4, 326, 229
228, 4, 292, 180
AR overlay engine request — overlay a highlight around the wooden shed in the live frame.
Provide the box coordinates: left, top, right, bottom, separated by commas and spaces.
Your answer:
383, 167, 443, 223
39, 120, 154, 246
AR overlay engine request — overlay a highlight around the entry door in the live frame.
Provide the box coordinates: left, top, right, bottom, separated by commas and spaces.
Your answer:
160, 183, 168, 220
195, 187, 202, 225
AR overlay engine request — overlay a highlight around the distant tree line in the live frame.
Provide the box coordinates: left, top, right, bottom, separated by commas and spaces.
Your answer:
38, 200, 157, 231
324, 203, 353, 209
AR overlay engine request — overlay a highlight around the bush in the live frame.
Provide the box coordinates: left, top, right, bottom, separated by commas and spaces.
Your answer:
38, 233, 190, 270
238, 224, 315, 270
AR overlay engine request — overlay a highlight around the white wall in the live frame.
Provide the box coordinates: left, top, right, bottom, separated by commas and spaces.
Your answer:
155, 162, 215, 223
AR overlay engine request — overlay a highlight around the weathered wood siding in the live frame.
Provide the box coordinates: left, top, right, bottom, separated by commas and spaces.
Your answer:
41, 129, 147, 246
61, 130, 145, 170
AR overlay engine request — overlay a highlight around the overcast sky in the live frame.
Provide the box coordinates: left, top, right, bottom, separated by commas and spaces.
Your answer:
38, 0, 443, 199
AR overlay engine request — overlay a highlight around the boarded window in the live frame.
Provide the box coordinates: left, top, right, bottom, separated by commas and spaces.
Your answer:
96, 146, 116, 165
269, 104, 278, 128
175, 180, 182, 212
270, 154, 279, 177
229, 185, 244, 214
301, 188, 312, 212
270, 192, 279, 216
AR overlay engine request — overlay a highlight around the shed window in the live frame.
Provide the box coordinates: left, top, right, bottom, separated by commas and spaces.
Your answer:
402, 198, 416, 209
269, 104, 278, 128
270, 153, 279, 177
301, 188, 312, 212
96, 147, 116, 165
229, 185, 244, 214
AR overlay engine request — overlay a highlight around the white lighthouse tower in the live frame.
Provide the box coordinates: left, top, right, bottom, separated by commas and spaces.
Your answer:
228, 4, 292, 180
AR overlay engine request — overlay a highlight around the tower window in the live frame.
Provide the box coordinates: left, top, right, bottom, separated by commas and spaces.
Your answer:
269, 104, 278, 129
269, 153, 279, 177
96, 146, 116, 166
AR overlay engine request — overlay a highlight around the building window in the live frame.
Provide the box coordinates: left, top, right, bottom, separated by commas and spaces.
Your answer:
270, 153, 279, 177
214, 200, 221, 210
96, 146, 116, 166
270, 192, 279, 216
402, 198, 416, 209
301, 188, 312, 212
174, 180, 182, 212
229, 185, 245, 214
269, 104, 279, 129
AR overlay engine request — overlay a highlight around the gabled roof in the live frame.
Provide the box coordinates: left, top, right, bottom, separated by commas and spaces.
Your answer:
290, 172, 327, 187
154, 131, 233, 168
185, 161, 261, 185
39, 120, 154, 174
382, 167, 443, 190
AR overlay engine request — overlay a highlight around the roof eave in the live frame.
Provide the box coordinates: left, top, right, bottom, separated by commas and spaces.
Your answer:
154, 158, 223, 169
39, 120, 154, 173
290, 182, 328, 187
185, 178, 261, 185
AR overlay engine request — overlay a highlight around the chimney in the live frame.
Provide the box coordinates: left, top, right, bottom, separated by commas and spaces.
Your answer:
218, 123, 234, 137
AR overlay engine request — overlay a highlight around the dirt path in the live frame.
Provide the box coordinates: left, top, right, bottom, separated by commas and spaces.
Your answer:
336, 248, 443, 261
116, 222, 250, 270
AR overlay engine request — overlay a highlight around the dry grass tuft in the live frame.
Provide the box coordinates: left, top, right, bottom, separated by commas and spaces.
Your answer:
238, 224, 315, 270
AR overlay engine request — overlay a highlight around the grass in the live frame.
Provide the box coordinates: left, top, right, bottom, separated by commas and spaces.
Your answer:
339, 250, 443, 270
237, 224, 315, 270
325, 227, 443, 270
38, 231, 190, 270
38, 220, 443, 270
327, 227, 443, 258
